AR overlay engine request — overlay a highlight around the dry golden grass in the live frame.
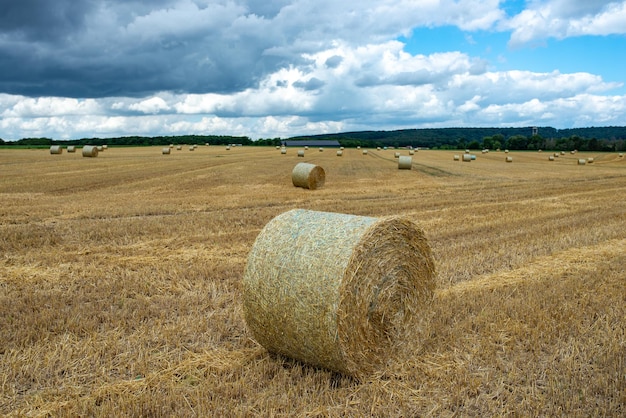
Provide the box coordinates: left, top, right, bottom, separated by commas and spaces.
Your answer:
1, 146, 625, 417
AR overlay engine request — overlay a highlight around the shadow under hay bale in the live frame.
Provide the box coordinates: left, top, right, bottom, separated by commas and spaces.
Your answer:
243, 209, 436, 379
291, 162, 325, 190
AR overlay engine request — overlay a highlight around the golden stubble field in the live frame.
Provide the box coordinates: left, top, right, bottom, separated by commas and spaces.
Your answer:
1, 145, 624, 417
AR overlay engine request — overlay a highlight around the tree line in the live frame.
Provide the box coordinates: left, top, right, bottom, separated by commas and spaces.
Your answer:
2, 126, 626, 151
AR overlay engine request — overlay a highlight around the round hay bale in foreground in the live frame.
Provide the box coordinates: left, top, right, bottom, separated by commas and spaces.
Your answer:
243, 209, 436, 378
50, 145, 63, 154
292, 162, 325, 189
82, 145, 98, 158
398, 155, 412, 169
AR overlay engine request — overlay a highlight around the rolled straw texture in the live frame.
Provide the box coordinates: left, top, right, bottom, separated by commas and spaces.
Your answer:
398, 155, 412, 169
243, 209, 436, 378
291, 162, 325, 190
49, 145, 63, 154
162, 148, 171, 154
82, 145, 99, 157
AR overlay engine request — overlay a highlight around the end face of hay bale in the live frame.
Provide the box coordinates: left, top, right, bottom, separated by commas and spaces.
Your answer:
292, 162, 325, 190
243, 209, 436, 379
398, 155, 412, 169
82, 145, 98, 157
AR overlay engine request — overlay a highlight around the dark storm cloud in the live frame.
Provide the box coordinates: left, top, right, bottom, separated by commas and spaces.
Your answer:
0, 0, 292, 98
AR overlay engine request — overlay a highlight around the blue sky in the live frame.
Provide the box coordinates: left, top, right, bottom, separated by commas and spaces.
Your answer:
0, 0, 625, 140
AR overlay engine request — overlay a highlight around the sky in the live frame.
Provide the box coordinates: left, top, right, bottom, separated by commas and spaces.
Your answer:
1, 0, 625, 141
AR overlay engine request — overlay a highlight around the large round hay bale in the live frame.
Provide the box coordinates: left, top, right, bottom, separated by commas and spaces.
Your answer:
243, 209, 436, 378
292, 162, 325, 189
462, 153, 472, 162
587, 157, 594, 163
549, 156, 555, 161
398, 155, 412, 169
49, 145, 63, 154
336, 150, 343, 156
505, 156, 513, 162
362, 150, 368, 155
162, 147, 171, 155
67, 146, 76, 153
578, 158, 586, 165
82, 145, 98, 157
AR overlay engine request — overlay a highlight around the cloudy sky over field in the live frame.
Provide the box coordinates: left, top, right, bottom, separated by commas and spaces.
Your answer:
1, 0, 625, 140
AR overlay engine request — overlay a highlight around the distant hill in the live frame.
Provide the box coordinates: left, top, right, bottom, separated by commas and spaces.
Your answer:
286, 126, 626, 151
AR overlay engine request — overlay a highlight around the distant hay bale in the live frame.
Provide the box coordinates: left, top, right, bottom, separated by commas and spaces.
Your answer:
560, 151, 565, 155
549, 156, 555, 161
336, 150, 343, 156
398, 155, 412, 169
292, 162, 325, 190
226, 146, 231, 150
49, 145, 63, 154
281, 148, 287, 155
362, 150, 368, 155
453, 154, 460, 161
587, 157, 594, 163
176, 145, 182, 150
340, 146, 345, 150
82, 145, 99, 158
276, 145, 281, 150
97, 146, 103, 151
102, 145, 108, 150
189, 146, 195, 151
465, 149, 470, 153
297, 150, 305, 157
305, 146, 309, 150
619, 153, 624, 157
505, 156, 513, 162
504, 149, 509, 153
409, 149, 415, 155
319, 147, 324, 152
376, 147, 381, 151
394, 152, 400, 158
243, 209, 436, 379
67, 146, 76, 153
357, 146, 361, 149
578, 158, 586, 165
462, 154, 472, 162
162, 148, 171, 155
471, 154, 476, 160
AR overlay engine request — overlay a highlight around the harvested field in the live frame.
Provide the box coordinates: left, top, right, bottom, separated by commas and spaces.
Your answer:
1, 146, 625, 416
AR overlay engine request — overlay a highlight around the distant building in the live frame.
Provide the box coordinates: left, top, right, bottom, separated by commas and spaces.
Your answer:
282, 140, 341, 147
532, 126, 538, 136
